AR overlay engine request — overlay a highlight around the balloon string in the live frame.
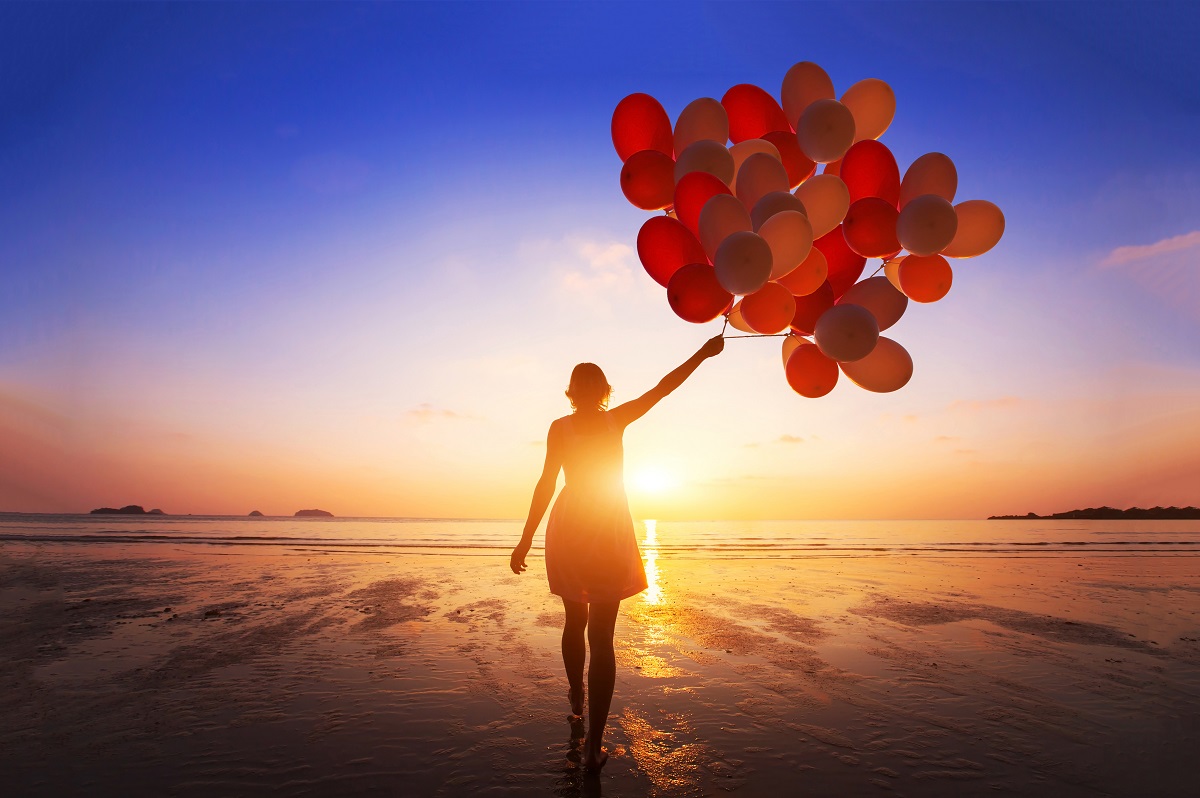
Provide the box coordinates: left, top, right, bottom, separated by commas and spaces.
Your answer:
723, 333, 792, 339
720, 315, 729, 336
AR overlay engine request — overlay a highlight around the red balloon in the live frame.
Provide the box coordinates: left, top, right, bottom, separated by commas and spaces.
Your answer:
667, 263, 733, 324
761, 130, 816, 188
813, 227, 866, 298
637, 216, 707, 287
740, 281, 797, 334
785, 343, 839, 398
842, 197, 901, 259
789, 280, 835, 334
839, 140, 900, 206
721, 84, 791, 144
620, 150, 675, 210
674, 171, 732, 238
612, 93, 673, 161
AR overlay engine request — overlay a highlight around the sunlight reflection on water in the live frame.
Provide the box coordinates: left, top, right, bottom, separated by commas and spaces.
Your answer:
642, 519, 661, 606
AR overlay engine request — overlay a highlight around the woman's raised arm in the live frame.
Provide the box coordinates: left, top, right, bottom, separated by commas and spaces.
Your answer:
609, 334, 724, 428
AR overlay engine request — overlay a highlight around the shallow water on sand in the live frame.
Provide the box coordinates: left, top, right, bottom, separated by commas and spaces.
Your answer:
2, 513, 1197, 557
2, 535, 1198, 797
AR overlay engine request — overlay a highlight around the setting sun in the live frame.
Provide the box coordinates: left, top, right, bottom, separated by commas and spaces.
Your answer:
629, 467, 678, 495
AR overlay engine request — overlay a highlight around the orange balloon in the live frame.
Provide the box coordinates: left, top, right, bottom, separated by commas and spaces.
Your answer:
612, 93, 673, 161
842, 197, 900, 259
674, 97, 729, 155
674, 140, 735, 186
751, 190, 807, 231
883, 256, 905, 291
839, 336, 913, 393
796, 99, 855, 164
840, 78, 895, 142
759, 210, 814, 279
793, 174, 849, 238
726, 300, 756, 333
942, 200, 1005, 258
900, 152, 958, 208
785, 343, 839, 398
838, 276, 908, 331
781, 334, 803, 368
776, 246, 828, 297
698, 193, 752, 261
896, 194, 958, 257
741, 282, 797, 334
781, 61, 835, 130
898, 254, 953, 302
620, 150, 675, 210
736, 152, 790, 211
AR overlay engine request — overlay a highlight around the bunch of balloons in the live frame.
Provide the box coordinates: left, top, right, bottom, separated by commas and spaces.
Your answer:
612, 62, 1004, 398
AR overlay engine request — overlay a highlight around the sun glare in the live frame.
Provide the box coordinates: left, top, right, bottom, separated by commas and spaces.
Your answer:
630, 467, 677, 495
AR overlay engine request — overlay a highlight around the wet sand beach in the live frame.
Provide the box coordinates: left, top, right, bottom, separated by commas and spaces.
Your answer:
2, 542, 1198, 797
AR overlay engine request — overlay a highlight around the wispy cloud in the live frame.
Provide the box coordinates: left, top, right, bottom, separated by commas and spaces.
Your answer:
777, 434, 804, 444
1099, 231, 1200, 267
947, 397, 1022, 414
1098, 231, 1200, 319
407, 403, 469, 424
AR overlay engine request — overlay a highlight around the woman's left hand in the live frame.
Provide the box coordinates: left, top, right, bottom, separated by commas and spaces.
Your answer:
510, 541, 531, 575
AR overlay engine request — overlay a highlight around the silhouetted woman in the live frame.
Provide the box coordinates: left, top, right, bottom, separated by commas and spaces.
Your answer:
510, 334, 724, 771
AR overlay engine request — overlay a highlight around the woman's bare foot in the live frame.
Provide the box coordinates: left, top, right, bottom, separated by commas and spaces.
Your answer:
581, 736, 608, 772
568, 685, 584, 718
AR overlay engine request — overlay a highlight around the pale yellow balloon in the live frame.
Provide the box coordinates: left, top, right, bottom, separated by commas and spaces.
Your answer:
896, 194, 958, 257
941, 200, 1005, 258
782, 334, 804, 368
840, 78, 895, 142
674, 139, 735, 186
793, 173, 849, 238
759, 210, 814, 279
714, 231, 772, 295
838, 276, 908, 331
751, 190, 807, 231
883, 256, 905, 291
728, 139, 781, 192
781, 61, 835, 130
735, 152, 790, 212
698, 193, 752, 261
839, 336, 913, 393
673, 97, 729, 154
726, 300, 756, 333
797, 99, 855, 163
899, 152, 957, 208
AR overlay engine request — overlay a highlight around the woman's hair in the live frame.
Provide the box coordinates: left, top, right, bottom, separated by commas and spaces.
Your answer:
565, 363, 612, 411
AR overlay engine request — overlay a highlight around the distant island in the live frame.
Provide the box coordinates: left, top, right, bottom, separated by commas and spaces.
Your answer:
989, 506, 1200, 520
294, 509, 334, 517
249, 510, 264, 517
90, 505, 166, 515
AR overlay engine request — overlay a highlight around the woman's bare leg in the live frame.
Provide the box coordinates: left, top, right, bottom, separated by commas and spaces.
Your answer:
562, 598, 588, 717
583, 600, 620, 770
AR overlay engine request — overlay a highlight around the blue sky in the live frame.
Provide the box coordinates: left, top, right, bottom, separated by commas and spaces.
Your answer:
2, 2, 1198, 516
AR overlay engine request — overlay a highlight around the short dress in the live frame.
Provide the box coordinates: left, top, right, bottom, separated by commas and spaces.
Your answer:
545, 412, 647, 604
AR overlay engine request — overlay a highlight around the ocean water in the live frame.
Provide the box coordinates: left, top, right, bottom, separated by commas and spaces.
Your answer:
1, 514, 1197, 557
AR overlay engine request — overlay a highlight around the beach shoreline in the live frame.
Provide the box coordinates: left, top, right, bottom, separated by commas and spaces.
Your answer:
2, 541, 1197, 796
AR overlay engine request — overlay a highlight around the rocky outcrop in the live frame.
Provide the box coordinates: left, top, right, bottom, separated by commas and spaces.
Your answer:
249, 510, 264, 517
